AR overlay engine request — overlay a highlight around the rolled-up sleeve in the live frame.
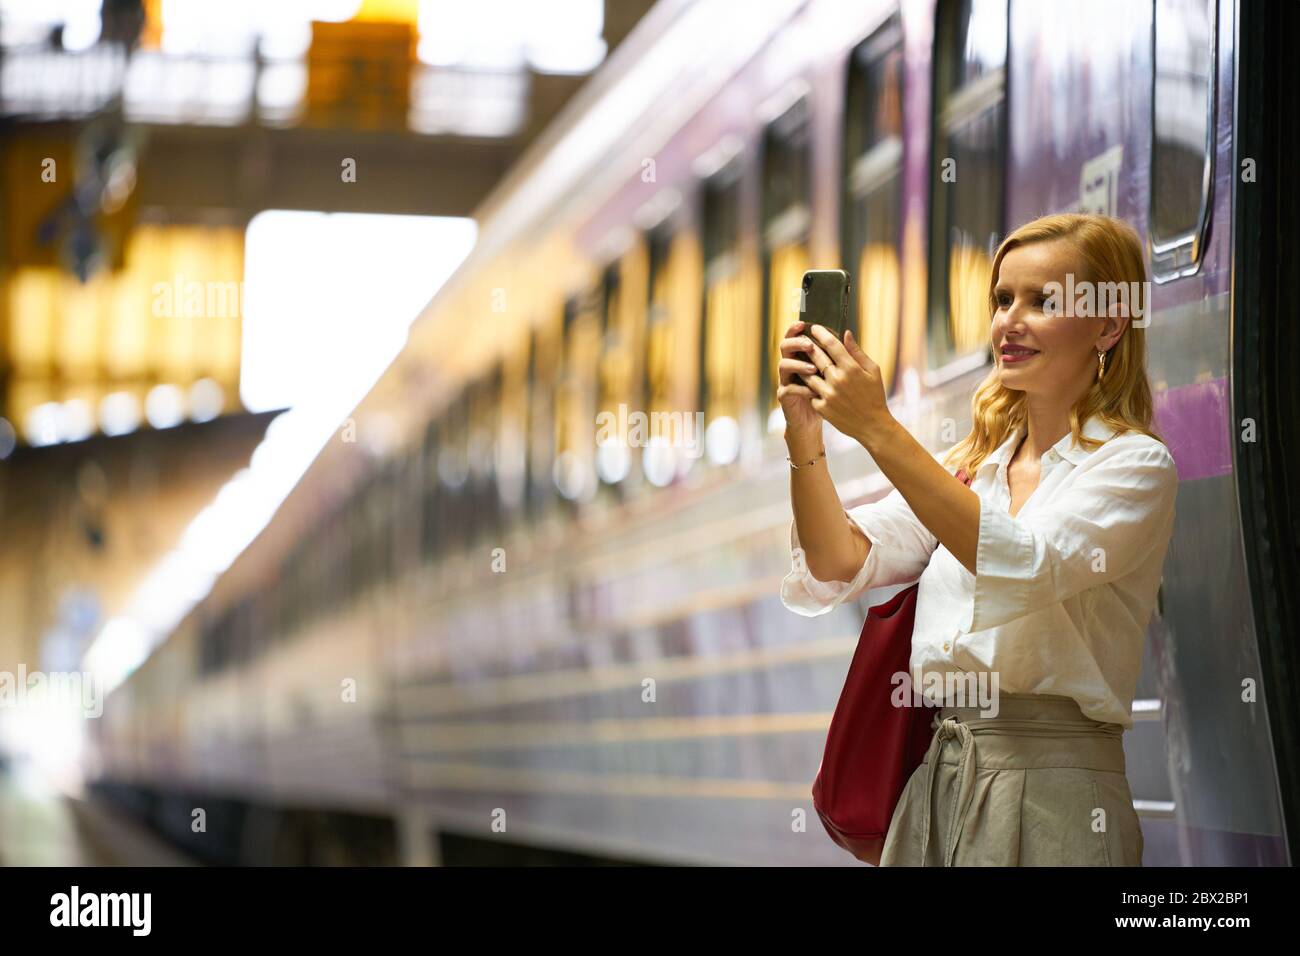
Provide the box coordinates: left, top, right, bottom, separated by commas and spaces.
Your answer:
781, 483, 940, 618
957, 442, 1178, 634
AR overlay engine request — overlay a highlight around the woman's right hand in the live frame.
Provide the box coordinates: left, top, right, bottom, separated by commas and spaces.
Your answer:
777, 321, 822, 436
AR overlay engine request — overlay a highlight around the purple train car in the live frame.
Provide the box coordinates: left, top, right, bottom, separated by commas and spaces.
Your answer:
89, 0, 1298, 866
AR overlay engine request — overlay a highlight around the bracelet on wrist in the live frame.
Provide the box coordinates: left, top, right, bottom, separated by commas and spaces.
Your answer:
787, 447, 826, 469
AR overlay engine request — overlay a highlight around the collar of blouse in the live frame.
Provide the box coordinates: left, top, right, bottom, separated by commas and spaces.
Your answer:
976, 416, 1118, 479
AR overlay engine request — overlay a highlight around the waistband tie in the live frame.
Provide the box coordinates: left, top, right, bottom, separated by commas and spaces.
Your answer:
911, 697, 1127, 867
919, 716, 976, 867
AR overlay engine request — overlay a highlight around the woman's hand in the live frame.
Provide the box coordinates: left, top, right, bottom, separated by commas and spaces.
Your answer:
776, 320, 822, 437
802, 324, 893, 446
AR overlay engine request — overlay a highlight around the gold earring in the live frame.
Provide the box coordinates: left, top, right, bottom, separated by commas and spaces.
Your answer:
1097, 349, 1107, 382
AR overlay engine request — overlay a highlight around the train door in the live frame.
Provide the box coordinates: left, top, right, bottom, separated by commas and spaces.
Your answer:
1229, 0, 1300, 865
1140, 0, 1290, 864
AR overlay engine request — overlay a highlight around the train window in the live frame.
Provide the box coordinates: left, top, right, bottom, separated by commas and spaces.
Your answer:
367, 480, 383, 586
644, 228, 673, 421
405, 441, 424, 571
843, 13, 904, 396
295, 540, 311, 633
760, 95, 812, 431
378, 468, 395, 584
376, 466, 396, 585
554, 294, 600, 501
272, 553, 289, 641
388, 445, 414, 577
282, 546, 300, 638
349, 483, 367, 596
233, 597, 254, 666
439, 392, 470, 548
928, 0, 1007, 377
555, 298, 580, 501
421, 419, 440, 558
323, 507, 344, 610
202, 613, 218, 674
295, 535, 313, 634
497, 341, 529, 515
204, 615, 219, 674
361, 477, 379, 593
348, 484, 366, 598
198, 615, 216, 675
1150, 0, 1215, 280
434, 419, 454, 558
700, 155, 746, 465
336, 506, 352, 601
600, 261, 621, 336
596, 259, 633, 485
387, 462, 402, 578
524, 322, 556, 518
204, 603, 233, 674
642, 225, 683, 486
271, 559, 288, 642
468, 368, 503, 536
466, 379, 485, 536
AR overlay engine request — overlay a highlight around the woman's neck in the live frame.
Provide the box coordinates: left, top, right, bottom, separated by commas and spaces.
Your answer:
1015, 398, 1074, 465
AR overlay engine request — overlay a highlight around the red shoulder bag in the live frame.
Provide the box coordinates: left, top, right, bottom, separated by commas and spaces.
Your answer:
810, 468, 972, 865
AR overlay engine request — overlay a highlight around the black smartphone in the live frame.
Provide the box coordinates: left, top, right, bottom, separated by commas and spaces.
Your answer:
792, 269, 851, 386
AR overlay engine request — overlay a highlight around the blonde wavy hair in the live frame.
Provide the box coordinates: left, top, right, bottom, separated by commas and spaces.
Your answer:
942, 213, 1164, 479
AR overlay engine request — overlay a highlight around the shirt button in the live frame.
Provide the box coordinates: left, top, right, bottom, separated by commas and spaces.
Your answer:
942, 642, 951, 652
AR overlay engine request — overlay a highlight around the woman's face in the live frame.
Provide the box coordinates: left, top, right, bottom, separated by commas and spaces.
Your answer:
990, 238, 1114, 396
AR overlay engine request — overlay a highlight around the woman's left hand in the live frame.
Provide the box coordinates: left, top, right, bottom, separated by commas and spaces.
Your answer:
802, 324, 893, 446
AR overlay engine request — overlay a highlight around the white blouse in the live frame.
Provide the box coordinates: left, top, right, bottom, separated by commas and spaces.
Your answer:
781, 415, 1179, 727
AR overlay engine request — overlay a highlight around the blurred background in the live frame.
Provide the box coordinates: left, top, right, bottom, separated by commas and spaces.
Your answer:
0, 0, 654, 864
0, 0, 1297, 867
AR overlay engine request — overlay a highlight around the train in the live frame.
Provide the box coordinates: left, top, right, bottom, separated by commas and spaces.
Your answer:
86, 0, 1299, 866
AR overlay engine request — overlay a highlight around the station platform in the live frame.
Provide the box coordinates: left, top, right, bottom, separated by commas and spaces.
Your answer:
0, 759, 195, 867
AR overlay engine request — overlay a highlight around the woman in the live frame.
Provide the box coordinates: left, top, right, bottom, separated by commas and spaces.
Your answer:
778, 213, 1178, 866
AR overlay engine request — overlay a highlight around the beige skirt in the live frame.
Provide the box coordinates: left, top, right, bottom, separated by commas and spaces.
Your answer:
879, 693, 1144, 866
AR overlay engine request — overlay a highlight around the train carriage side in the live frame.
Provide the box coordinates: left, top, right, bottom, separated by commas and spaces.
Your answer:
1002, 0, 1288, 864
86, 0, 1299, 867
390, 0, 1293, 866
385, 0, 911, 867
